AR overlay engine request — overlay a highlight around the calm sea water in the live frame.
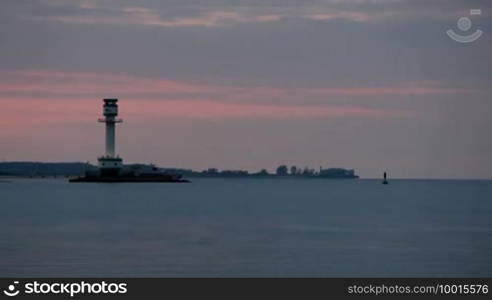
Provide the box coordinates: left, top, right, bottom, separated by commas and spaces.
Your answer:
1, 178, 491, 277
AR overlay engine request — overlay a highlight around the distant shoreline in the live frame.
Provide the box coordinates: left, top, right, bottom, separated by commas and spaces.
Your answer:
0, 162, 359, 179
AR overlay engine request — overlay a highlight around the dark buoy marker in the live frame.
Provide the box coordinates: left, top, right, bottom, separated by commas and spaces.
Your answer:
382, 172, 388, 184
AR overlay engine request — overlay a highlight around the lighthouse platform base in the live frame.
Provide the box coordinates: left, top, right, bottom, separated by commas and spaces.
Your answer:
69, 166, 190, 183
69, 176, 190, 183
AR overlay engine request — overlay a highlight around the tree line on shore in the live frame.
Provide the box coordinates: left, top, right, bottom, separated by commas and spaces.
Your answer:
0, 162, 358, 179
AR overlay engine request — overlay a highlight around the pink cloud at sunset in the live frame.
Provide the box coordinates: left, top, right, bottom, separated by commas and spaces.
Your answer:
32, 1, 464, 29
0, 70, 473, 101
37, 6, 283, 28
0, 70, 212, 96
1, 69, 473, 138
0, 97, 413, 136
308, 81, 473, 96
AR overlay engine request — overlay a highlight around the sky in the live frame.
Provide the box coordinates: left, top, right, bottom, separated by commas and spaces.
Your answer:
0, 0, 491, 178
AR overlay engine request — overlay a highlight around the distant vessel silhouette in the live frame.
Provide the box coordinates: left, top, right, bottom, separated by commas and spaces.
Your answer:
382, 172, 388, 184
70, 98, 189, 183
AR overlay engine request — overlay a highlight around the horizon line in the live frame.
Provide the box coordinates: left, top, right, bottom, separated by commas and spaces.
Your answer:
1, 160, 491, 180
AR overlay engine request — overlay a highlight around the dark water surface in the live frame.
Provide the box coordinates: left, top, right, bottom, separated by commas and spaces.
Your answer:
1, 178, 491, 277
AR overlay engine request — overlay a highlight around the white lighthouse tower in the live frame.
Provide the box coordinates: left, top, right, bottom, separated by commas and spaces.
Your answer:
98, 98, 123, 176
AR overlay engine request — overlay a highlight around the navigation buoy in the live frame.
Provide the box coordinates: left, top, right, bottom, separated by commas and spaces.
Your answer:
382, 172, 388, 184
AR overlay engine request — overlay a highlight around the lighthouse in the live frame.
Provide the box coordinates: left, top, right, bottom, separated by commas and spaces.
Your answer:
97, 98, 123, 176
69, 97, 189, 182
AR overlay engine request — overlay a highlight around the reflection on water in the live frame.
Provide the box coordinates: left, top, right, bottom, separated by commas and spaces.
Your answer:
1, 178, 491, 277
